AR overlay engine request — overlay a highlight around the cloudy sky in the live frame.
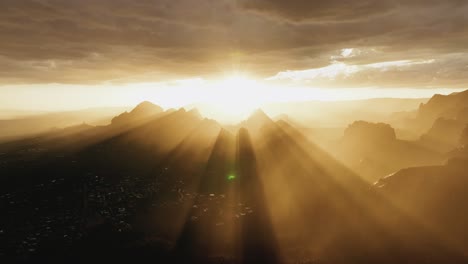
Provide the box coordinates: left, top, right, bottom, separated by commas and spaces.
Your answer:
1, 0, 468, 110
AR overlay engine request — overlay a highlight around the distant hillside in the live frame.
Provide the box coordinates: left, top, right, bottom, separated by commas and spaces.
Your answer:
0, 107, 130, 139
374, 157, 468, 252
262, 97, 428, 127
0, 109, 50, 119
419, 118, 467, 153
1, 100, 468, 262
336, 121, 443, 181
410, 90, 468, 152
404, 89, 468, 132
418, 90, 468, 122
111, 101, 163, 126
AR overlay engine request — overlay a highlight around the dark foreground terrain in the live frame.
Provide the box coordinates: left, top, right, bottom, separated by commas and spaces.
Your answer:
2, 100, 468, 263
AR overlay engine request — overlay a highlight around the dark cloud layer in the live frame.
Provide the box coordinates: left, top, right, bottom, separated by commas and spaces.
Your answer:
238, 0, 393, 22
0, 0, 467, 87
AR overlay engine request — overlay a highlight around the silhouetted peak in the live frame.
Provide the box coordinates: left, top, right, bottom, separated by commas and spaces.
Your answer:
275, 114, 302, 128
421, 91, 468, 109
168, 108, 204, 122
249, 109, 270, 121
111, 101, 163, 125
131, 101, 163, 115
418, 89, 468, 122
199, 117, 220, 130
202, 117, 220, 125
238, 109, 274, 133
188, 108, 202, 119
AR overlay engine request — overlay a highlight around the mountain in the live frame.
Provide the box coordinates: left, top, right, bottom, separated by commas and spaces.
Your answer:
0, 104, 205, 160
239, 109, 274, 134
343, 121, 396, 142
403, 89, 468, 133
337, 121, 443, 181
0, 106, 130, 140
249, 117, 456, 262
406, 90, 468, 152
419, 118, 467, 152
273, 114, 304, 128
418, 90, 468, 124
111, 101, 163, 126
375, 157, 468, 254
263, 97, 428, 127
1, 101, 468, 263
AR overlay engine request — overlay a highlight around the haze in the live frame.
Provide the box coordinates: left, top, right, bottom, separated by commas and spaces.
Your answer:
1, 0, 468, 121
2, 1, 468, 263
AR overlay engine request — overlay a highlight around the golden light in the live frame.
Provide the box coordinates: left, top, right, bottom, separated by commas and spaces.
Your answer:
202, 75, 268, 122
92, 73, 467, 125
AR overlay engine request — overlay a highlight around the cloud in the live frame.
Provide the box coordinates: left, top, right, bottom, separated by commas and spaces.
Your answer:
0, 0, 467, 87
237, 0, 465, 22
340, 49, 354, 58
267, 53, 468, 88
237, 0, 393, 22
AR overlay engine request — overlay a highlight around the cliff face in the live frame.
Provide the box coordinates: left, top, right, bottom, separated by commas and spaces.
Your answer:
372, 92, 468, 250
338, 121, 443, 182
375, 157, 468, 250
419, 117, 467, 152
400, 90, 468, 152
343, 121, 396, 143
416, 90, 468, 128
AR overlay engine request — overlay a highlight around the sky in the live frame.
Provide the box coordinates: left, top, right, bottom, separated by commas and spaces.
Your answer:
1, 0, 468, 113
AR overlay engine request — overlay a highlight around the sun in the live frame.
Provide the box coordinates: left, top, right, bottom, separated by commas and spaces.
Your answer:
199, 75, 267, 123
129, 74, 271, 123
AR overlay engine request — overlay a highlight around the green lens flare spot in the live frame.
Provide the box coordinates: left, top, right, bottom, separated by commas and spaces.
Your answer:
227, 175, 236, 181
